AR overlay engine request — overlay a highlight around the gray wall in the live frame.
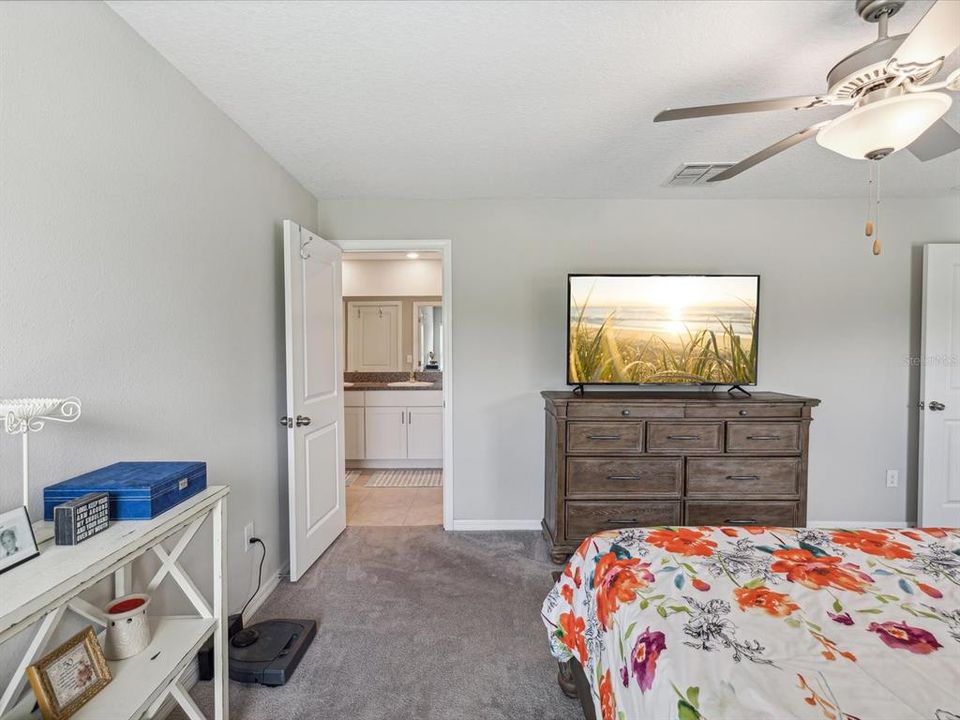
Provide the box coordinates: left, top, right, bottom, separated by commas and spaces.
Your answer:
317, 198, 960, 526
0, 0, 317, 669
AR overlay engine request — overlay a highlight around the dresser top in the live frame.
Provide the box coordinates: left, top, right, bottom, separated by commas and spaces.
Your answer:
541, 390, 819, 405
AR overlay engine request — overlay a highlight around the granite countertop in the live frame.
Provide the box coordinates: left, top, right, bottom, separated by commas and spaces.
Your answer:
344, 382, 441, 391
343, 371, 442, 391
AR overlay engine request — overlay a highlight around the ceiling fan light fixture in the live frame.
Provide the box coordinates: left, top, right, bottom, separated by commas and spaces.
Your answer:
816, 91, 952, 159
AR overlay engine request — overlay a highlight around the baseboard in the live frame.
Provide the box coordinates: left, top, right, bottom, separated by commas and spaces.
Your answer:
153, 566, 286, 719
808, 520, 915, 528
452, 519, 542, 531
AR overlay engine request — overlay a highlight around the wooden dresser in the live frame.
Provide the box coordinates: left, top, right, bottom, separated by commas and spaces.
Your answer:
542, 391, 819, 563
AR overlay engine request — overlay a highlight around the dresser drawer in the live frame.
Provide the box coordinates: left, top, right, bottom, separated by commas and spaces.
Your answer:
568, 403, 683, 419
565, 501, 681, 540
647, 422, 722, 453
685, 500, 798, 527
567, 422, 643, 453
726, 422, 801, 453
686, 458, 800, 497
567, 457, 682, 498
684, 403, 803, 419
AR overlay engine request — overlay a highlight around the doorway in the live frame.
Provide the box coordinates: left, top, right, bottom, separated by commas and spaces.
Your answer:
337, 240, 453, 531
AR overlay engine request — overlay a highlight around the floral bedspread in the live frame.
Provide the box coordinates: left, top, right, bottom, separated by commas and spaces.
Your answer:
542, 526, 960, 720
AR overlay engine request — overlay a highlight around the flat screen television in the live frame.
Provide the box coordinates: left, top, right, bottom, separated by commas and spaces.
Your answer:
567, 274, 760, 386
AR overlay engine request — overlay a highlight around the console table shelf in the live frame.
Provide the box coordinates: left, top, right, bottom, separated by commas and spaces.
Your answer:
0, 486, 229, 720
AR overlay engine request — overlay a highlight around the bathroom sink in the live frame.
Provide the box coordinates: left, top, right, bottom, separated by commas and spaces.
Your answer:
387, 380, 434, 387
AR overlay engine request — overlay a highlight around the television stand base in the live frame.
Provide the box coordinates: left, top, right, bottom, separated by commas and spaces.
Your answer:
572, 384, 585, 396
727, 384, 752, 397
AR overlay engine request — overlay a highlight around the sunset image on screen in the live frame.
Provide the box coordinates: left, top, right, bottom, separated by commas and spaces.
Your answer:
568, 275, 758, 385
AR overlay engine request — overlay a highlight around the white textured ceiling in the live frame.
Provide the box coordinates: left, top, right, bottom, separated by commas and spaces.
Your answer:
108, 0, 960, 199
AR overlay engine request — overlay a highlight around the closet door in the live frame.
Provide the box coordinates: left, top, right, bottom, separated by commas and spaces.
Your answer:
347, 302, 401, 372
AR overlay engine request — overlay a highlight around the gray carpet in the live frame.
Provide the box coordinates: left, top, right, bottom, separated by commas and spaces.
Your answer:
173, 527, 582, 720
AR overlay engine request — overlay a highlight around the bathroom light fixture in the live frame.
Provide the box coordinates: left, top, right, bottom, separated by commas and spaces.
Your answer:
405, 252, 420, 259
816, 90, 952, 159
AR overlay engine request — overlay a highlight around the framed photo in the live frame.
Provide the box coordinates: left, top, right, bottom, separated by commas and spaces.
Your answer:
0, 505, 39, 574
27, 627, 111, 720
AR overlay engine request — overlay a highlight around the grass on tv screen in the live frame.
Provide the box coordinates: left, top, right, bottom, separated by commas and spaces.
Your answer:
568, 275, 759, 385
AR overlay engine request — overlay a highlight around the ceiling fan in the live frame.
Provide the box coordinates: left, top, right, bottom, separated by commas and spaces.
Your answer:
655, 0, 960, 182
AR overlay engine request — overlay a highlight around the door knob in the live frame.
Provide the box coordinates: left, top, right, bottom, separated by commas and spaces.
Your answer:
296, 415, 312, 427
280, 416, 293, 428
929, 401, 946, 412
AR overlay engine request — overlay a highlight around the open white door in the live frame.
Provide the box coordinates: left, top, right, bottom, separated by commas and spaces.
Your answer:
919, 243, 960, 527
283, 220, 346, 581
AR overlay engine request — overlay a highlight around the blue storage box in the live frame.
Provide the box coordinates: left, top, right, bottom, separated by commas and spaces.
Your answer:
44, 462, 207, 521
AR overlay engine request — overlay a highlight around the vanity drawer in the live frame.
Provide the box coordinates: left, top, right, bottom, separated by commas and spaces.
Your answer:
686, 458, 800, 497
726, 422, 801, 453
647, 422, 722, 453
685, 403, 803, 419
566, 457, 682, 497
685, 500, 798, 527
568, 403, 683, 419
567, 422, 643, 453
565, 501, 681, 540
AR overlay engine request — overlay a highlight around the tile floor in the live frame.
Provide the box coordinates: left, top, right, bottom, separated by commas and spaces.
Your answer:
346, 470, 442, 526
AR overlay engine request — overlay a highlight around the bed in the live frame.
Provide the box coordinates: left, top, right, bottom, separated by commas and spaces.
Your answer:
542, 526, 960, 720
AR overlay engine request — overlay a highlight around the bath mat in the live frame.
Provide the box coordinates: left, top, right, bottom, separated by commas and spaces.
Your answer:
366, 469, 442, 488
345, 470, 362, 486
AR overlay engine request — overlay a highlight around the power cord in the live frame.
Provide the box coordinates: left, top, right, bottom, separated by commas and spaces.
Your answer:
240, 537, 266, 621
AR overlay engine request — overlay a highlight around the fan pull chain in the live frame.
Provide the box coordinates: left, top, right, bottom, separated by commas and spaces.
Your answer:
873, 161, 882, 256
865, 161, 874, 240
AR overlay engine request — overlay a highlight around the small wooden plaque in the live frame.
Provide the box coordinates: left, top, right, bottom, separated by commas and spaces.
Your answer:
54, 492, 110, 545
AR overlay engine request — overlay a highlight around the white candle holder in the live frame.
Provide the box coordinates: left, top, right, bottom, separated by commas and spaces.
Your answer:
0, 397, 82, 513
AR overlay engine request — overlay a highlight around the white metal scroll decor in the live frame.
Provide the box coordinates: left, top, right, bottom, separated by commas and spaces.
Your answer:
0, 397, 82, 511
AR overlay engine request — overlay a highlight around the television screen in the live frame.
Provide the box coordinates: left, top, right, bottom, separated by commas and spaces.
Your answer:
567, 274, 759, 386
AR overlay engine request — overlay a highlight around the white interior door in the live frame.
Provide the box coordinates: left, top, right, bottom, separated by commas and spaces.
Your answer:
283, 220, 346, 582
919, 243, 960, 527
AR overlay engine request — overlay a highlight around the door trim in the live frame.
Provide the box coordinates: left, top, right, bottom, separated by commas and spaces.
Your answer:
336, 239, 454, 531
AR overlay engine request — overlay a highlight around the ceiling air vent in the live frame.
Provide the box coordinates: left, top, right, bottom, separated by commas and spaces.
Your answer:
664, 163, 734, 186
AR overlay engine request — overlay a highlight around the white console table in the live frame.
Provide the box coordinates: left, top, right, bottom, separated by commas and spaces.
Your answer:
0, 486, 229, 720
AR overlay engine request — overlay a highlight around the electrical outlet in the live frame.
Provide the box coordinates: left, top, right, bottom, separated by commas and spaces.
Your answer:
886, 469, 899, 488
243, 522, 255, 552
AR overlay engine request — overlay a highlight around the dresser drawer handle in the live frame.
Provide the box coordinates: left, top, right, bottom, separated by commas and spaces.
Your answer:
747, 435, 781, 441
621, 409, 632, 416
667, 435, 701, 440
726, 475, 761, 481
605, 518, 640, 524
607, 475, 643, 481
724, 518, 759, 525
587, 434, 622, 440
738, 410, 748, 416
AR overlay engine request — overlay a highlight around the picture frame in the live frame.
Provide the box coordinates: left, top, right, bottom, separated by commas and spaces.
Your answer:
27, 626, 112, 720
0, 505, 40, 574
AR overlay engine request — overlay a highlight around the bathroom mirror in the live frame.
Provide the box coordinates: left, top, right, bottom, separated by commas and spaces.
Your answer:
414, 302, 443, 371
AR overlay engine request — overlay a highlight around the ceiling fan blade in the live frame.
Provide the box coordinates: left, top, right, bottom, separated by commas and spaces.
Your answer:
654, 95, 829, 122
707, 121, 832, 182
908, 118, 960, 161
892, 0, 960, 68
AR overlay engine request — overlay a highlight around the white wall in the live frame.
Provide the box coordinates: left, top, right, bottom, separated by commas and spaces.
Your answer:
0, 0, 316, 670
342, 258, 442, 296
317, 198, 960, 526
